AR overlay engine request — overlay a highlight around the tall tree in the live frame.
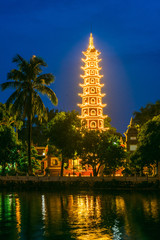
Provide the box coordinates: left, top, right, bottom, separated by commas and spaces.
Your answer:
79, 130, 102, 176
131, 115, 160, 174
0, 54, 58, 174
133, 100, 160, 127
48, 111, 81, 176
79, 130, 126, 176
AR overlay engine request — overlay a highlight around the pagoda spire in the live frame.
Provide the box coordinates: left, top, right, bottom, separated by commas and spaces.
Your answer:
129, 117, 133, 127
78, 33, 107, 130
88, 33, 95, 50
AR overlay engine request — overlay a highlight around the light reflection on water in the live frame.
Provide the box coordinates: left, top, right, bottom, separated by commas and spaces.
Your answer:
0, 191, 160, 239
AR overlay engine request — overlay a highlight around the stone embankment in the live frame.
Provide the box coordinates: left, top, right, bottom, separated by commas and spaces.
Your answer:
0, 175, 160, 190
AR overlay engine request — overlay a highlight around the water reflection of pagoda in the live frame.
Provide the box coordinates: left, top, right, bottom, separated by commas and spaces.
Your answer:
78, 33, 107, 130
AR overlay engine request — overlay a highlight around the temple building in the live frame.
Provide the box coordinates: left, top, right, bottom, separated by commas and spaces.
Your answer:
78, 33, 107, 130
124, 117, 138, 153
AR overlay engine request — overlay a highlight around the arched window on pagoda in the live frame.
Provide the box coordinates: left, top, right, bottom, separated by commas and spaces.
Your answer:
90, 121, 96, 128
91, 109, 96, 116
91, 98, 95, 104
90, 70, 95, 75
85, 88, 88, 93
83, 98, 88, 104
83, 109, 88, 116
91, 88, 95, 93
85, 79, 89, 84
91, 78, 95, 84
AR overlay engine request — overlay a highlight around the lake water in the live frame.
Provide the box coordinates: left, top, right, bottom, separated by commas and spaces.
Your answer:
0, 190, 160, 240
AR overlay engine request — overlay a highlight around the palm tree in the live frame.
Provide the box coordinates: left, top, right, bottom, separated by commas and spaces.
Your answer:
0, 54, 58, 174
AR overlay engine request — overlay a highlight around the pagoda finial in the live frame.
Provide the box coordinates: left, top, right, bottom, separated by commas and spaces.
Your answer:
129, 117, 133, 127
88, 33, 95, 49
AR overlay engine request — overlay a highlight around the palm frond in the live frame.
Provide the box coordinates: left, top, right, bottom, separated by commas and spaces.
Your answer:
12, 55, 31, 82
12, 54, 24, 64
30, 56, 47, 76
11, 90, 28, 117
12, 54, 27, 69
1, 81, 21, 91
7, 69, 25, 81
30, 56, 47, 67
6, 89, 22, 107
35, 73, 54, 85
35, 85, 58, 105
32, 92, 48, 122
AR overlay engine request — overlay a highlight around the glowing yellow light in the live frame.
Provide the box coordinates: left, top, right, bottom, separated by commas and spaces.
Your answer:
15, 197, 21, 235
78, 33, 107, 130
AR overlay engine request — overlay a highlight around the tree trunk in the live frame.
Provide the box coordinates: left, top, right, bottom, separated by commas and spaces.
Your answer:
28, 91, 33, 175
93, 167, 97, 177
28, 113, 32, 175
157, 161, 160, 177
140, 165, 143, 176
156, 160, 159, 175
61, 156, 64, 176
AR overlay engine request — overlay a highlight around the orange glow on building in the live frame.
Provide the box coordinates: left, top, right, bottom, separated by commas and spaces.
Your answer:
78, 33, 107, 130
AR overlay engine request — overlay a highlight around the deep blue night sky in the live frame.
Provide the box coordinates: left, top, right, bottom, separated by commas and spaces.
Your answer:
0, 0, 160, 134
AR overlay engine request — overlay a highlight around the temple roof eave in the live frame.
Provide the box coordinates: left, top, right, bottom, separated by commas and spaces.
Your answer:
78, 93, 106, 97
82, 51, 101, 57
77, 103, 107, 108
79, 83, 104, 88
81, 66, 102, 71
80, 74, 104, 79
79, 115, 108, 119
81, 58, 102, 63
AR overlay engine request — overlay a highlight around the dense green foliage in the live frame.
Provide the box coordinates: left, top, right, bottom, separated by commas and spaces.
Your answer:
0, 55, 57, 174
79, 130, 126, 176
17, 145, 43, 174
0, 105, 127, 177
0, 103, 23, 136
18, 108, 58, 146
0, 125, 19, 175
131, 115, 160, 174
0, 108, 44, 175
47, 111, 81, 176
128, 101, 160, 176
133, 100, 160, 127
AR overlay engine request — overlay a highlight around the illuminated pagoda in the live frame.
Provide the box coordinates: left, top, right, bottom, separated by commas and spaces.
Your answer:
78, 33, 107, 130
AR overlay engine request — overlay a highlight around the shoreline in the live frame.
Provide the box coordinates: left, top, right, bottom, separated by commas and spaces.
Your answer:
0, 176, 160, 190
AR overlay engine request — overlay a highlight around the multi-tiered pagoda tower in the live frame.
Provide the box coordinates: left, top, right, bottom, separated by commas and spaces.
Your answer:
78, 33, 107, 130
